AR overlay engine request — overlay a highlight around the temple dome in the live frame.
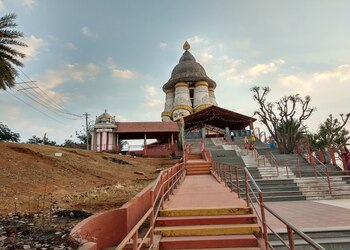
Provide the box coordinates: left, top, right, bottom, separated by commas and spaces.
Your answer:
95, 110, 115, 125
162, 44, 216, 91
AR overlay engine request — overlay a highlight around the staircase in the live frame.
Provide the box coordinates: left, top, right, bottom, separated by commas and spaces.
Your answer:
155, 207, 263, 249
186, 153, 211, 175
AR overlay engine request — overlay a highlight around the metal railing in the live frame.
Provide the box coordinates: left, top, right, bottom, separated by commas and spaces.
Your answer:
211, 161, 325, 250
115, 162, 186, 250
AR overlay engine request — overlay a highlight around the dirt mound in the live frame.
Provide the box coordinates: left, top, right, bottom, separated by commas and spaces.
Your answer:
0, 142, 179, 214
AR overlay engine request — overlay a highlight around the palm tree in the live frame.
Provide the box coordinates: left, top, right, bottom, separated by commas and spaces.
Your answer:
0, 13, 27, 90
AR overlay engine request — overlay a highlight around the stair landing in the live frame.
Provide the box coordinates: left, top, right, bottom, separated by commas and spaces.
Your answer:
164, 175, 246, 209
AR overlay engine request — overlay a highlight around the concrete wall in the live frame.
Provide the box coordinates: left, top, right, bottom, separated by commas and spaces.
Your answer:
70, 182, 154, 249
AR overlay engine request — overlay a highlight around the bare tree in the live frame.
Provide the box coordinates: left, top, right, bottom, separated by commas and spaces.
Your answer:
251, 86, 315, 154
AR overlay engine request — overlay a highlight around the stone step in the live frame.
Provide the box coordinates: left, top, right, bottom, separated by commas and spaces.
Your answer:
159, 235, 259, 249
156, 214, 257, 227
159, 207, 253, 217
154, 223, 261, 237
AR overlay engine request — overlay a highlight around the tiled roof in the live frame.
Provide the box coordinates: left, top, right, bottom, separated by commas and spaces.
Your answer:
116, 122, 179, 133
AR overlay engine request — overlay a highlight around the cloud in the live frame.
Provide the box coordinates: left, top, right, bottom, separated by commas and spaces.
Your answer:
246, 59, 285, 78
107, 58, 136, 79
220, 59, 285, 82
81, 26, 99, 38
197, 51, 214, 64
280, 64, 350, 95
17, 0, 36, 7
160, 42, 168, 48
143, 86, 158, 97
111, 69, 135, 79
313, 65, 350, 82
17, 35, 45, 61
65, 42, 77, 50
0, 0, 5, 11
141, 85, 162, 108
187, 35, 208, 46
35, 63, 102, 102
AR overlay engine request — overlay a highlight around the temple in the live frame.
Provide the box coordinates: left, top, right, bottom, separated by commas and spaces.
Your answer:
90, 41, 255, 154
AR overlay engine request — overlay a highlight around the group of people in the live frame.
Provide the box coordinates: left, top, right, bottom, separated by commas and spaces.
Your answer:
244, 134, 256, 150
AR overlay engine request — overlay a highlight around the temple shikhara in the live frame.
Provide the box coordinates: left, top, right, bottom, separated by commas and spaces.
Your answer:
90, 41, 255, 154
161, 41, 218, 122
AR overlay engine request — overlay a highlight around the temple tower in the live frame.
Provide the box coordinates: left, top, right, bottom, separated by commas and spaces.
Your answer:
161, 41, 217, 121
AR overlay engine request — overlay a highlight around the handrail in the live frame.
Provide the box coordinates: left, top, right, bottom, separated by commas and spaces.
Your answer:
269, 151, 280, 177
211, 161, 325, 250
116, 162, 186, 250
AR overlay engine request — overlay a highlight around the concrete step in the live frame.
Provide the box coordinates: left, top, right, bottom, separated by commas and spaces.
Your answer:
156, 214, 257, 227
159, 207, 253, 217
154, 223, 261, 237
159, 235, 259, 249
187, 170, 211, 175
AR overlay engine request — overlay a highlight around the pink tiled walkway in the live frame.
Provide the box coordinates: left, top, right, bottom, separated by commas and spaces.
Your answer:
164, 175, 247, 209
263, 200, 350, 231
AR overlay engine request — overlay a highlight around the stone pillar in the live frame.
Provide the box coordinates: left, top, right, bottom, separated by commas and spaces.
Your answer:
172, 82, 192, 121
225, 127, 230, 140
162, 88, 175, 122
208, 87, 218, 106
193, 81, 212, 112
201, 127, 206, 139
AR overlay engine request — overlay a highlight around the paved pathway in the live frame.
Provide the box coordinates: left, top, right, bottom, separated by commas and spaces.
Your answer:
262, 200, 350, 232
164, 175, 247, 209
164, 175, 350, 233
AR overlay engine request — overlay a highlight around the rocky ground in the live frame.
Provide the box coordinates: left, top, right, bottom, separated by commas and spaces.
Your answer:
0, 142, 179, 249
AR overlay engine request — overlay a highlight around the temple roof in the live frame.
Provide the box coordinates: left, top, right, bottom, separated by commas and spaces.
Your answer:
162, 42, 216, 91
116, 122, 179, 133
184, 105, 256, 131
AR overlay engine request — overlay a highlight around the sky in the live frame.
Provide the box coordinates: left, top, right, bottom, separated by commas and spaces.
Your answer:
0, 0, 349, 144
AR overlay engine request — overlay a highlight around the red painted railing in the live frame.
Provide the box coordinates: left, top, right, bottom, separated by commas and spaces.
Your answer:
115, 162, 186, 250
211, 161, 325, 250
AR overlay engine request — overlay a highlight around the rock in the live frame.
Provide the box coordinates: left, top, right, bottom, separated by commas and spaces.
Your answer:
5, 226, 16, 234
134, 171, 145, 176
69, 212, 74, 217
23, 245, 31, 249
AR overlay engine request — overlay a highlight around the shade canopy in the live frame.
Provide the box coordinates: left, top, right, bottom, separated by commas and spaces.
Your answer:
184, 105, 256, 131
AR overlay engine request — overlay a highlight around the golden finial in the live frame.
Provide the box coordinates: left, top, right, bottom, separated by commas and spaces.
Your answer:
183, 41, 190, 51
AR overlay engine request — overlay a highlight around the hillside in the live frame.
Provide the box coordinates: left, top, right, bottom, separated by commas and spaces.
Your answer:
0, 142, 179, 214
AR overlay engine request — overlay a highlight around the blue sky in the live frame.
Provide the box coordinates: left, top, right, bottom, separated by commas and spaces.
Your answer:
1, 0, 349, 144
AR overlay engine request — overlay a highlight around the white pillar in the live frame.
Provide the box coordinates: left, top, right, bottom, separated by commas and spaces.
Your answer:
209, 87, 218, 106
193, 81, 212, 112
162, 88, 175, 122
172, 82, 192, 121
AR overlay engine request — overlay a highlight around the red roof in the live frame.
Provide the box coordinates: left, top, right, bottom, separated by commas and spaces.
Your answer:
116, 122, 179, 133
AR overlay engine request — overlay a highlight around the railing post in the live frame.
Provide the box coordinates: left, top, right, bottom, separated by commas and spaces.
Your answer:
235, 166, 241, 198
329, 146, 336, 165
229, 165, 233, 192
150, 191, 155, 245
298, 157, 301, 178
287, 226, 295, 250
224, 164, 227, 186
326, 168, 332, 195
259, 192, 269, 250
133, 230, 138, 250
161, 174, 165, 209
244, 171, 249, 207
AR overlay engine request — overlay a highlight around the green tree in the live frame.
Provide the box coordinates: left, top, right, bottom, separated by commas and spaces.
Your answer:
27, 135, 43, 144
251, 86, 315, 154
309, 113, 350, 150
0, 122, 20, 142
0, 13, 27, 90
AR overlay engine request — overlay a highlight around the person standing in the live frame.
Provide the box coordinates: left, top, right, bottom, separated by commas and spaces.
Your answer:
251, 134, 256, 148
230, 131, 234, 141
244, 136, 249, 148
